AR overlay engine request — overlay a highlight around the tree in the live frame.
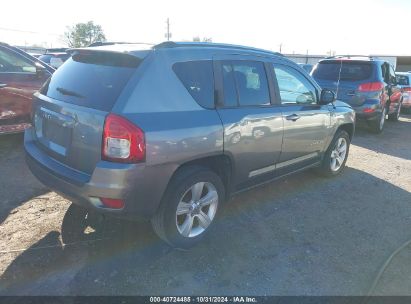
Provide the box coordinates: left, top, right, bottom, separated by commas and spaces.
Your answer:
63, 21, 106, 47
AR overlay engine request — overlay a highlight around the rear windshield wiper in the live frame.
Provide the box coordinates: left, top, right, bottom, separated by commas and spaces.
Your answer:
56, 87, 84, 98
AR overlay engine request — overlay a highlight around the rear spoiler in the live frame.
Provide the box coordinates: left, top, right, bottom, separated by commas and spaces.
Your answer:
67, 43, 154, 56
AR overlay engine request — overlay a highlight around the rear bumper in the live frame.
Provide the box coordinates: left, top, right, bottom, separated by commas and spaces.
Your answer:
352, 100, 383, 121
24, 127, 173, 220
354, 110, 380, 121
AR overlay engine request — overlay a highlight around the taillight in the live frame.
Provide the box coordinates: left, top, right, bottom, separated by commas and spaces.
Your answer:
102, 114, 145, 163
402, 87, 411, 92
363, 108, 375, 113
358, 82, 384, 92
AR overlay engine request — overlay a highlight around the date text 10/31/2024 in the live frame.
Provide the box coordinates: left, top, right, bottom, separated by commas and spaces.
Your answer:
149, 297, 258, 303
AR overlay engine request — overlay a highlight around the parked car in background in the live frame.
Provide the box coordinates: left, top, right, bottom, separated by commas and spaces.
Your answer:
28, 53, 43, 59
38, 52, 70, 69
0, 42, 54, 134
298, 63, 314, 74
25, 42, 355, 249
396, 72, 411, 113
311, 56, 402, 133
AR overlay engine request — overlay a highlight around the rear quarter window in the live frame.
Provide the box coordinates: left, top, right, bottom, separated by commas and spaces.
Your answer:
173, 60, 215, 109
41, 51, 141, 111
312, 61, 373, 81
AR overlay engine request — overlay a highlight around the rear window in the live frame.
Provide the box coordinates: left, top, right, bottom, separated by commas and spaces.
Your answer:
397, 75, 410, 86
312, 61, 373, 81
173, 60, 215, 109
41, 51, 140, 111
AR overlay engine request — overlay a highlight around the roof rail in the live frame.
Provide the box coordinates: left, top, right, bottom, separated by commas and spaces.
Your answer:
154, 41, 283, 57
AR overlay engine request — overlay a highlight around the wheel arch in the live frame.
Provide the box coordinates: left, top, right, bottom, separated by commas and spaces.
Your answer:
165, 154, 234, 203
336, 123, 354, 140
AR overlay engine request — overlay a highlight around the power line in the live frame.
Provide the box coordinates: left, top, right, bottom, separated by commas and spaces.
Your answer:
0, 27, 59, 36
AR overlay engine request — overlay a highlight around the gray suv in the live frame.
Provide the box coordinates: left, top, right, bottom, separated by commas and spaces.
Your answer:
24, 42, 355, 248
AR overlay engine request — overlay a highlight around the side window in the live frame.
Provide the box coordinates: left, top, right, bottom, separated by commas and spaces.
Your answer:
273, 65, 317, 105
221, 64, 238, 107
173, 60, 215, 109
0, 47, 36, 73
221, 60, 270, 107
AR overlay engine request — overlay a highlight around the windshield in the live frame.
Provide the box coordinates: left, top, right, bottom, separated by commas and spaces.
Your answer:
312, 61, 373, 81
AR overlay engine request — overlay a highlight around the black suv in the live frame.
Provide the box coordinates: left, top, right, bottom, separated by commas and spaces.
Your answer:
311, 56, 402, 133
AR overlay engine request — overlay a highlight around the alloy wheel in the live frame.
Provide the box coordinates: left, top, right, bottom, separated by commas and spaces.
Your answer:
330, 137, 348, 172
175, 182, 219, 238
379, 107, 386, 131
397, 103, 402, 120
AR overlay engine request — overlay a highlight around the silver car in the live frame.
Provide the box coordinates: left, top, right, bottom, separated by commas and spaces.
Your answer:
396, 72, 411, 111
25, 42, 355, 248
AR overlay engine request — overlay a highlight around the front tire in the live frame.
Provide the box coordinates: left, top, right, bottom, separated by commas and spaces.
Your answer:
151, 166, 225, 249
318, 130, 350, 177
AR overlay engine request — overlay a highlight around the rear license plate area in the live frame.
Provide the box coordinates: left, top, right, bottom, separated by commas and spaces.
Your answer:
34, 108, 74, 156
43, 119, 70, 148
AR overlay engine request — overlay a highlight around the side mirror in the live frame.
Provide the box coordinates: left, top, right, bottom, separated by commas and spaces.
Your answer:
319, 89, 336, 105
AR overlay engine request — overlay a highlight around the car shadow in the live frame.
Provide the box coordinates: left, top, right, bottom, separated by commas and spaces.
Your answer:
1, 166, 411, 295
0, 133, 48, 226
353, 114, 411, 161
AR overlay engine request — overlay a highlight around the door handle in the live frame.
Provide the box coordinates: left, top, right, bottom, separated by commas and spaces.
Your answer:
347, 90, 356, 96
285, 114, 300, 121
0, 83, 7, 88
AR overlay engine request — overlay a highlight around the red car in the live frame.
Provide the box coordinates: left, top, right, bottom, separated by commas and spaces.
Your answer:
0, 43, 54, 134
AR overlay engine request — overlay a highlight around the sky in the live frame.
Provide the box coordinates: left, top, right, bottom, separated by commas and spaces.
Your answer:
1, 0, 411, 55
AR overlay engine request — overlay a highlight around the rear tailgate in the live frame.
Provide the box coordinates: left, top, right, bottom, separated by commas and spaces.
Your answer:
312, 61, 375, 106
31, 50, 142, 175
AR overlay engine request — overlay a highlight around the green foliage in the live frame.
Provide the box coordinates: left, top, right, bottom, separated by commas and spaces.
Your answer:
63, 21, 106, 47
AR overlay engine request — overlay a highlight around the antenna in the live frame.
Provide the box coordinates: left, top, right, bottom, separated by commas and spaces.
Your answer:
335, 59, 343, 103
165, 18, 172, 41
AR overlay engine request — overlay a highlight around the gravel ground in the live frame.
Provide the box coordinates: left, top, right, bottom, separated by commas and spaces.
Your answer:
0, 115, 410, 296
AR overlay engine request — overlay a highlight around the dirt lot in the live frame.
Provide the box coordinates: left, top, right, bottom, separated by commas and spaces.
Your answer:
0, 115, 411, 296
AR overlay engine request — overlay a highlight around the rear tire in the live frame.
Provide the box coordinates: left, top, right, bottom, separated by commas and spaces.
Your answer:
368, 107, 386, 133
151, 166, 225, 249
318, 130, 350, 177
388, 101, 402, 122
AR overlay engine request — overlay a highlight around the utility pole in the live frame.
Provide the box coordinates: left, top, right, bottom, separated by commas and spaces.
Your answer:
165, 18, 172, 41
